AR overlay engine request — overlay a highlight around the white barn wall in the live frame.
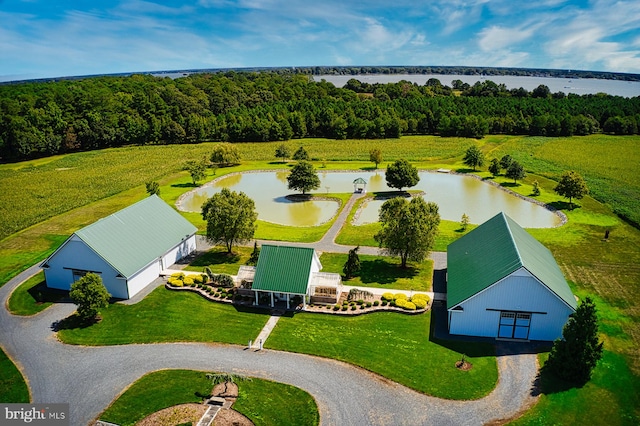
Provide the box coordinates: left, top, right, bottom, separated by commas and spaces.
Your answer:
449, 267, 573, 341
161, 235, 197, 269
43, 236, 129, 299
126, 261, 162, 299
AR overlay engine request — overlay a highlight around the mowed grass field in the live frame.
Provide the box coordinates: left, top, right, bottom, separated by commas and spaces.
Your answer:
1, 135, 639, 422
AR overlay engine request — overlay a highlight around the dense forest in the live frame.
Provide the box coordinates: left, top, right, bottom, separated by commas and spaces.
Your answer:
1, 71, 640, 162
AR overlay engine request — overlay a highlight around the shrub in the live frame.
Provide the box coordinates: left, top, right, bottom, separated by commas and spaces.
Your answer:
351, 305, 357, 311
333, 306, 340, 311
366, 302, 372, 308
395, 298, 406, 308
170, 272, 186, 280
403, 301, 417, 310
217, 274, 235, 288
381, 292, 394, 301
172, 280, 184, 287
183, 277, 194, 286
341, 306, 348, 311
381, 301, 388, 306
360, 305, 365, 310
193, 275, 204, 284
357, 299, 364, 305
412, 298, 428, 309
326, 305, 331, 309
373, 301, 380, 306
412, 293, 430, 303
394, 293, 408, 300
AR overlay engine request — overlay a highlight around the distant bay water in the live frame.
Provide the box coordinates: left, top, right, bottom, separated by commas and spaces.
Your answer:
314, 74, 640, 98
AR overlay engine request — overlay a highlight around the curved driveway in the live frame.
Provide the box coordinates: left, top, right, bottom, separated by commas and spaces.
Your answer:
1, 193, 537, 425
1, 265, 538, 426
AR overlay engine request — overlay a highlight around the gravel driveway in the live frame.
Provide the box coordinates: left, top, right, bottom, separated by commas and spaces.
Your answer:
0, 265, 538, 426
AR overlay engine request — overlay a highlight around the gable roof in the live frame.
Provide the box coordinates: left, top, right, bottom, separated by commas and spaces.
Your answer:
447, 212, 576, 311
49, 195, 197, 278
251, 245, 316, 294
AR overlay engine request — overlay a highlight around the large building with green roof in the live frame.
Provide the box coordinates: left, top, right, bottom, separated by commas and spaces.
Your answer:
447, 212, 576, 341
41, 195, 197, 299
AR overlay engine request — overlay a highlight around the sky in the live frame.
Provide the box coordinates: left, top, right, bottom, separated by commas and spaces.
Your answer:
1, 0, 640, 82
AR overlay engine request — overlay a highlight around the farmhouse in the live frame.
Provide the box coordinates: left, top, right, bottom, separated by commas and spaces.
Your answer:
41, 195, 197, 300
246, 244, 342, 309
447, 212, 576, 341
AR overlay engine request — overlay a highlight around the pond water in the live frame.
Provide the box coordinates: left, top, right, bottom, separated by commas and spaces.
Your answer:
179, 171, 561, 228
315, 74, 640, 98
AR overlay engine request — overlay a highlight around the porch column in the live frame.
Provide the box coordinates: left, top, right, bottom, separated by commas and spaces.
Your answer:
270, 292, 274, 308
254, 291, 258, 306
286, 294, 290, 310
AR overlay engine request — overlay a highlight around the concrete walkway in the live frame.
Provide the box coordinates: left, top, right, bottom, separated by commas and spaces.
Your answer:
252, 315, 281, 349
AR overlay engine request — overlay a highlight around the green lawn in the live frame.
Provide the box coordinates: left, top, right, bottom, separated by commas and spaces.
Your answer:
319, 252, 433, 291
510, 351, 640, 426
184, 246, 253, 275
7, 271, 64, 316
0, 348, 29, 403
100, 369, 319, 426
266, 311, 498, 400
58, 287, 269, 345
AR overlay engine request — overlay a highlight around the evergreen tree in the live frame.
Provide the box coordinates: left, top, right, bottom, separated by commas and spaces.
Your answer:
460, 213, 470, 231
544, 296, 604, 385
247, 241, 260, 265
145, 181, 160, 196
488, 158, 501, 177
292, 146, 309, 161
343, 246, 361, 279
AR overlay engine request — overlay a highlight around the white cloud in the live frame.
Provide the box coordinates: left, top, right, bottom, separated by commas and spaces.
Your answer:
478, 25, 535, 52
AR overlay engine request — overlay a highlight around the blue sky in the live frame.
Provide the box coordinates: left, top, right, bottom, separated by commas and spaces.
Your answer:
1, 0, 639, 81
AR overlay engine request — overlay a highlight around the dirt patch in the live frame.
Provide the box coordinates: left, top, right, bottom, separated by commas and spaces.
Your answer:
455, 360, 473, 371
213, 409, 253, 426
212, 382, 238, 398
136, 403, 206, 426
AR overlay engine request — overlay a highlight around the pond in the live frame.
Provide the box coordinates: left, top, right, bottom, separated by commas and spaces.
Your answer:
177, 171, 562, 228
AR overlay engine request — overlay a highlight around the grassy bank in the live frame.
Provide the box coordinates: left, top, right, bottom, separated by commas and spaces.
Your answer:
0, 348, 29, 403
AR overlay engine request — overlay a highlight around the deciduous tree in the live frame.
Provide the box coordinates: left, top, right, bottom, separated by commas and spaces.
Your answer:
201, 188, 257, 253
287, 161, 320, 195
374, 197, 440, 268
145, 181, 160, 196
184, 159, 207, 185
554, 171, 588, 209
69, 273, 111, 322
210, 143, 241, 167
385, 159, 419, 191
275, 143, 291, 163
544, 297, 603, 385
369, 148, 383, 169
463, 145, 485, 171
500, 154, 513, 170
506, 160, 526, 183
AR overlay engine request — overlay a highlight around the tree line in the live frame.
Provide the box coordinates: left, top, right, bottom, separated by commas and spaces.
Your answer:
1, 71, 639, 161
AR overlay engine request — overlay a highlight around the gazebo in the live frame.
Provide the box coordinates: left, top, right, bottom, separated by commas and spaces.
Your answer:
353, 177, 367, 193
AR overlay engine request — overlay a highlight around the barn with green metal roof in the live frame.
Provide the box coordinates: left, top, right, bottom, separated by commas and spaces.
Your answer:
447, 212, 576, 341
250, 244, 342, 309
41, 195, 197, 299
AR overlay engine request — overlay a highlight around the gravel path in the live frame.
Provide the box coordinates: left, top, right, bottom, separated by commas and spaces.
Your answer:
0, 193, 538, 425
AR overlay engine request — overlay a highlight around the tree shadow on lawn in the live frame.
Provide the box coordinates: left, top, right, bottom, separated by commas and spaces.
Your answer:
51, 313, 98, 332
171, 182, 198, 188
357, 259, 418, 285
547, 201, 580, 211
188, 250, 241, 268
455, 167, 476, 174
500, 182, 521, 188
531, 367, 582, 396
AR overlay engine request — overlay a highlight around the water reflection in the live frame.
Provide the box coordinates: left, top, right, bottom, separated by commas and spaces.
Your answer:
179, 171, 561, 228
